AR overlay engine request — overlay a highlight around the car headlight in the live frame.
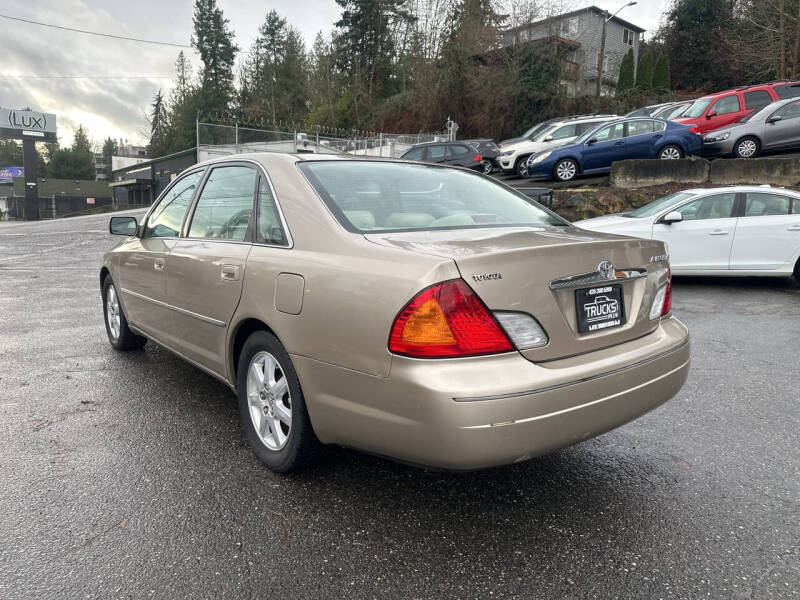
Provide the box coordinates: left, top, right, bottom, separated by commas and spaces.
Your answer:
704, 132, 730, 143
499, 150, 513, 157
529, 151, 552, 165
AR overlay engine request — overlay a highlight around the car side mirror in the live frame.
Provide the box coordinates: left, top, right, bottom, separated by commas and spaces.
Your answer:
544, 135, 554, 142
767, 115, 782, 124
706, 110, 717, 119
661, 211, 683, 225
109, 216, 138, 236
586, 138, 598, 145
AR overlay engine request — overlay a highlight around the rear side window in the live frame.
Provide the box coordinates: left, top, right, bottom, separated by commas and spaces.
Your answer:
713, 95, 741, 115
744, 90, 772, 111
627, 120, 654, 136
744, 193, 791, 217
427, 145, 446, 161
143, 171, 203, 238
775, 84, 800, 99
447, 144, 471, 158
676, 193, 736, 220
255, 177, 288, 245
775, 100, 800, 120
188, 166, 256, 241
403, 148, 424, 160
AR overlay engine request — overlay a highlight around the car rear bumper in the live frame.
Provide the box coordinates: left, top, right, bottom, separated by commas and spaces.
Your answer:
294, 316, 690, 470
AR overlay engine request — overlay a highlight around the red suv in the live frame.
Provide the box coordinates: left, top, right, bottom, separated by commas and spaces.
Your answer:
674, 81, 800, 134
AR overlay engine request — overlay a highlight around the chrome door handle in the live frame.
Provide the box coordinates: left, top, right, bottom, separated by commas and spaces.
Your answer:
221, 264, 240, 281
154, 258, 165, 271
788, 225, 800, 231
708, 230, 729, 236
613, 141, 624, 146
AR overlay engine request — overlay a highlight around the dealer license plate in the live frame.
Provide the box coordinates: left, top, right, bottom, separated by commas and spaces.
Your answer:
575, 284, 625, 334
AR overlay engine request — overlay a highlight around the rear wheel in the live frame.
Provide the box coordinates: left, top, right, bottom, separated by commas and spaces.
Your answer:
237, 330, 321, 473
658, 145, 683, 159
794, 258, 800, 286
553, 158, 578, 182
102, 275, 147, 351
734, 137, 759, 158
514, 155, 531, 177
482, 159, 494, 175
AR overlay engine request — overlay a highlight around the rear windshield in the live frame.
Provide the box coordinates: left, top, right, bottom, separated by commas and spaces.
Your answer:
682, 98, 713, 118
298, 161, 568, 232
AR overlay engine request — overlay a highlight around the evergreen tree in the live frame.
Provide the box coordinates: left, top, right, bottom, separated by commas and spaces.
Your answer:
174, 51, 193, 104
635, 50, 654, 92
72, 125, 92, 154
148, 90, 169, 156
616, 48, 635, 95
652, 52, 671, 91
192, 0, 239, 116
0, 140, 23, 165
101, 137, 118, 180
48, 126, 95, 180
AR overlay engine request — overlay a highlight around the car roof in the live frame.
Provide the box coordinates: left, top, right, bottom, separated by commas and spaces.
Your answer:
678, 185, 800, 196
403, 140, 472, 149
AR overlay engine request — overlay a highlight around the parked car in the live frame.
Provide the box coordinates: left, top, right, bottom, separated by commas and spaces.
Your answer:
497, 115, 616, 177
462, 138, 501, 174
400, 141, 484, 171
651, 100, 694, 120
101, 154, 689, 472
575, 186, 800, 282
674, 81, 800, 135
498, 114, 617, 147
525, 117, 703, 182
625, 102, 677, 118
702, 97, 800, 158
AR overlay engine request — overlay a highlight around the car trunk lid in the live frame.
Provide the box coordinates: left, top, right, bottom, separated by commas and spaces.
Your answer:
365, 226, 670, 362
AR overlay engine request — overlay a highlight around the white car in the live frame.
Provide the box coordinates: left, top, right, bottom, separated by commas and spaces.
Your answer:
497, 116, 616, 177
575, 186, 800, 281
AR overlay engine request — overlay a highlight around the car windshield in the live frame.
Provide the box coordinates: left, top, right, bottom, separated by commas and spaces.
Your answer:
574, 122, 607, 143
299, 161, 569, 232
626, 191, 699, 217
682, 98, 713, 118
739, 102, 779, 123
657, 103, 689, 119
531, 125, 557, 142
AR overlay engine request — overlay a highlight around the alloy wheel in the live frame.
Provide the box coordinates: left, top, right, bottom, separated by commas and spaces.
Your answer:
555, 160, 577, 181
482, 160, 493, 174
659, 146, 681, 160
246, 351, 292, 451
106, 284, 121, 341
737, 139, 758, 158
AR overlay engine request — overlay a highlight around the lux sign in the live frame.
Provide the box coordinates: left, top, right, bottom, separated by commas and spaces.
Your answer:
0, 108, 57, 138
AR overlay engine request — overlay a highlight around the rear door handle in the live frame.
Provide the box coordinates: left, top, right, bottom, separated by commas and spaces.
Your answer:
653, 134, 663, 139
154, 257, 165, 271
221, 264, 240, 281
613, 141, 624, 146
788, 225, 800, 231
709, 229, 729, 236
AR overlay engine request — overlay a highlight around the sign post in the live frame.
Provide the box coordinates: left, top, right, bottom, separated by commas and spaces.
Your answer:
0, 108, 58, 221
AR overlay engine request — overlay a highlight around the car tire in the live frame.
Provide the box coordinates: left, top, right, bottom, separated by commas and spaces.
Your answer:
482, 160, 494, 175
514, 156, 531, 177
658, 145, 683, 159
794, 258, 800, 286
237, 330, 322, 473
553, 158, 578, 182
733, 137, 760, 159
102, 275, 147, 351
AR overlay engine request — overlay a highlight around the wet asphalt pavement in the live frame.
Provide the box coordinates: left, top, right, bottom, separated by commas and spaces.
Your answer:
1, 211, 798, 599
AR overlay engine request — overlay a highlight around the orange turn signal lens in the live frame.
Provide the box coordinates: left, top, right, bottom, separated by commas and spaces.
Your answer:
401, 298, 457, 345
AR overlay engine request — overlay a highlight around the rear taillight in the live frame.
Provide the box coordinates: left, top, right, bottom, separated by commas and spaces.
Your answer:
388, 279, 513, 358
662, 267, 672, 315
474, 153, 481, 162
689, 127, 700, 134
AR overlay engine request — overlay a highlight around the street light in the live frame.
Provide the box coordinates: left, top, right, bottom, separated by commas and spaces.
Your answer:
595, 1, 637, 101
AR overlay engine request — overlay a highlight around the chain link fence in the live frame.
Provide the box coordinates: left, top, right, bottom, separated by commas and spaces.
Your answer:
196, 121, 450, 161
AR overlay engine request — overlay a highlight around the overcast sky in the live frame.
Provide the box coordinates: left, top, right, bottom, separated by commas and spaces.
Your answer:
0, 0, 665, 149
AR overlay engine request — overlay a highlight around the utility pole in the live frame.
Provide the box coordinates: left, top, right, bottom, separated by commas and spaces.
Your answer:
596, 2, 638, 101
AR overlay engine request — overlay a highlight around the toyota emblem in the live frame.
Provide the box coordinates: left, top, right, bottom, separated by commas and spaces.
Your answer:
598, 260, 615, 280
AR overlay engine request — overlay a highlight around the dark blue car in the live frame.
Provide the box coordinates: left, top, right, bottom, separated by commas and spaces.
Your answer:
524, 117, 703, 182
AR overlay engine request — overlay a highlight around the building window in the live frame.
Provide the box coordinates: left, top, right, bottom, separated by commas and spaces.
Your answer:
561, 17, 579, 38
520, 29, 529, 42
623, 28, 635, 46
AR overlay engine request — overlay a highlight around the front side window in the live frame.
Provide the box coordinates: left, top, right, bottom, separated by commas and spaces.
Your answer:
298, 161, 568, 233
744, 193, 790, 217
187, 165, 256, 241
143, 170, 203, 238
712, 95, 741, 116
403, 148, 424, 160
628, 191, 698, 218
744, 90, 772, 111
775, 100, 800, 120
676, 193, 736, 221
594, 122, 626, 142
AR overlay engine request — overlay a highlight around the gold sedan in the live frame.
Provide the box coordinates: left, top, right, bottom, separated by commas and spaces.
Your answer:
101, 154, 689, 472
